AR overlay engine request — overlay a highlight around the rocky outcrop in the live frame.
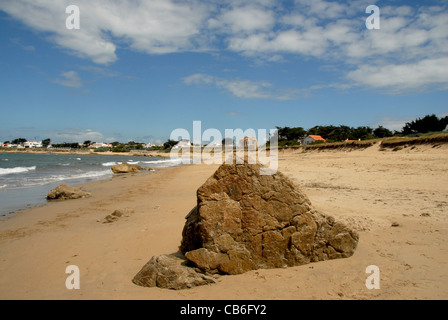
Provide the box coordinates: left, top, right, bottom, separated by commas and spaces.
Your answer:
133, 162, 359, 289
180, 162, 359, 275
132, 255, 216, 290
47, 184, 91, 200
111, 163, 146, 174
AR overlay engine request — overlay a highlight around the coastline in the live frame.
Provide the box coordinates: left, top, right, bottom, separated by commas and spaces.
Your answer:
0, 152, 179, 219
0, 145, 447, 299
0, 149, 172, 158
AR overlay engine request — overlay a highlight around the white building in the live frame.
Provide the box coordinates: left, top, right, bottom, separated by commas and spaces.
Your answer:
90, 142, 110, 149
301, 135, 326, 146
172, 140, 192, 150
24, 141, 43, 148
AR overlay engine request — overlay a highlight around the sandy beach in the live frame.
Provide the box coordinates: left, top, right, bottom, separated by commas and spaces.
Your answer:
0, 143, 447, 300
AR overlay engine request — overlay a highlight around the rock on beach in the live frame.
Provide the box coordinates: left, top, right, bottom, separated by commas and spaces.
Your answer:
133, 161, 359, 289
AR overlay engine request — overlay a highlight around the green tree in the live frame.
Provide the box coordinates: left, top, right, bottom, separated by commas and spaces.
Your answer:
373, 126, 393, 138
352, 126, 373, 140
12, 138, 27, 145
276, 126, 306, 141
163, 139, 178, 150
42, 138, 51, 148
402, 114, 447, 135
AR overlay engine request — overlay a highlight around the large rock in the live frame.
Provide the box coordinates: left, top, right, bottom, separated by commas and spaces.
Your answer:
180, 162, 359, 275
47, 184, 91, 200
132, 254, 216, 290
111, 163, 145, 174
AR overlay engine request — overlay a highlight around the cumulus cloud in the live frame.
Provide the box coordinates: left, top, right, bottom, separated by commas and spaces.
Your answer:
1, 0, 447, 93
346, 57, 448, 92
208, 4, 275, 34
0, 0, 211, 64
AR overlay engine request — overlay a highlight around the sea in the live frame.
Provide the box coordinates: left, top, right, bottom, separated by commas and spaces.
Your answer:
0, 152, 183, 219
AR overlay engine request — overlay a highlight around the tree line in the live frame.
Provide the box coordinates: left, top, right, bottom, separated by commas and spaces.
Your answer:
275, 114, 448, 145
4, 114, 447, 150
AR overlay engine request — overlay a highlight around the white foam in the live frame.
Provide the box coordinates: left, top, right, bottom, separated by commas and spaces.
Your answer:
142, 158, 182, 164
21, 170, 112, 187
102, 161, 119, 167
127, 161, 140, 165
0, 184, 6, 189
0, 166, 37, 176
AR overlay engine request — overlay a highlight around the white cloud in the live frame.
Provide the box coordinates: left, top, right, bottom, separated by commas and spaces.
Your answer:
1, 0, 447, 94
48, 129, 104, 143
346, 57, 448, 92
183, 73, 297, 100
0, 0, 211, 64
215, 78, 273, 99
52, 71, 83, 88
209, 5, 275, 34
371, 116, 414, 132
183, 73, 214, 85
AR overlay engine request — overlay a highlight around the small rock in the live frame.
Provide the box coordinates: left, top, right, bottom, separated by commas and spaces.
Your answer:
111, 163, 145, 174
391, 222, 400, 227
132, 254, 217, 290
47, 184, 91, 201
100, 208, 134, 224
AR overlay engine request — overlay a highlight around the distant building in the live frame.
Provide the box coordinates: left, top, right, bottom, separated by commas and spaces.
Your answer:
24, 141, 43, 148
238, 136, 257, 149
302, 135, 326, 146
90, 142, 109, 149
205, 140, 222, 148
444, 124, 448, 132
344, 139, 361, 142
172, 139, 191, 150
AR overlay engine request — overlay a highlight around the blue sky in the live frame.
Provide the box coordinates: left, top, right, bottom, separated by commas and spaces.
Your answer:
0, 0, 447, 144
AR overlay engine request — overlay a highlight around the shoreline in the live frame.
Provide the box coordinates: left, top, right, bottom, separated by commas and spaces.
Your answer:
0, 145, 447, 299
0, 149, 172, 158
0, 152, 179, 219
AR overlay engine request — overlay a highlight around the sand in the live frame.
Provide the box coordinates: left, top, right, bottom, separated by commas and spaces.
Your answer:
0, 143, 447, 300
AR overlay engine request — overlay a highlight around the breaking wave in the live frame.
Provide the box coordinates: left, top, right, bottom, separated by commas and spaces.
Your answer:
0, 166, 37, 176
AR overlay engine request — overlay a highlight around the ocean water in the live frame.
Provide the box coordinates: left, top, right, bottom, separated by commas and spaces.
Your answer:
0, 153, 182, 218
